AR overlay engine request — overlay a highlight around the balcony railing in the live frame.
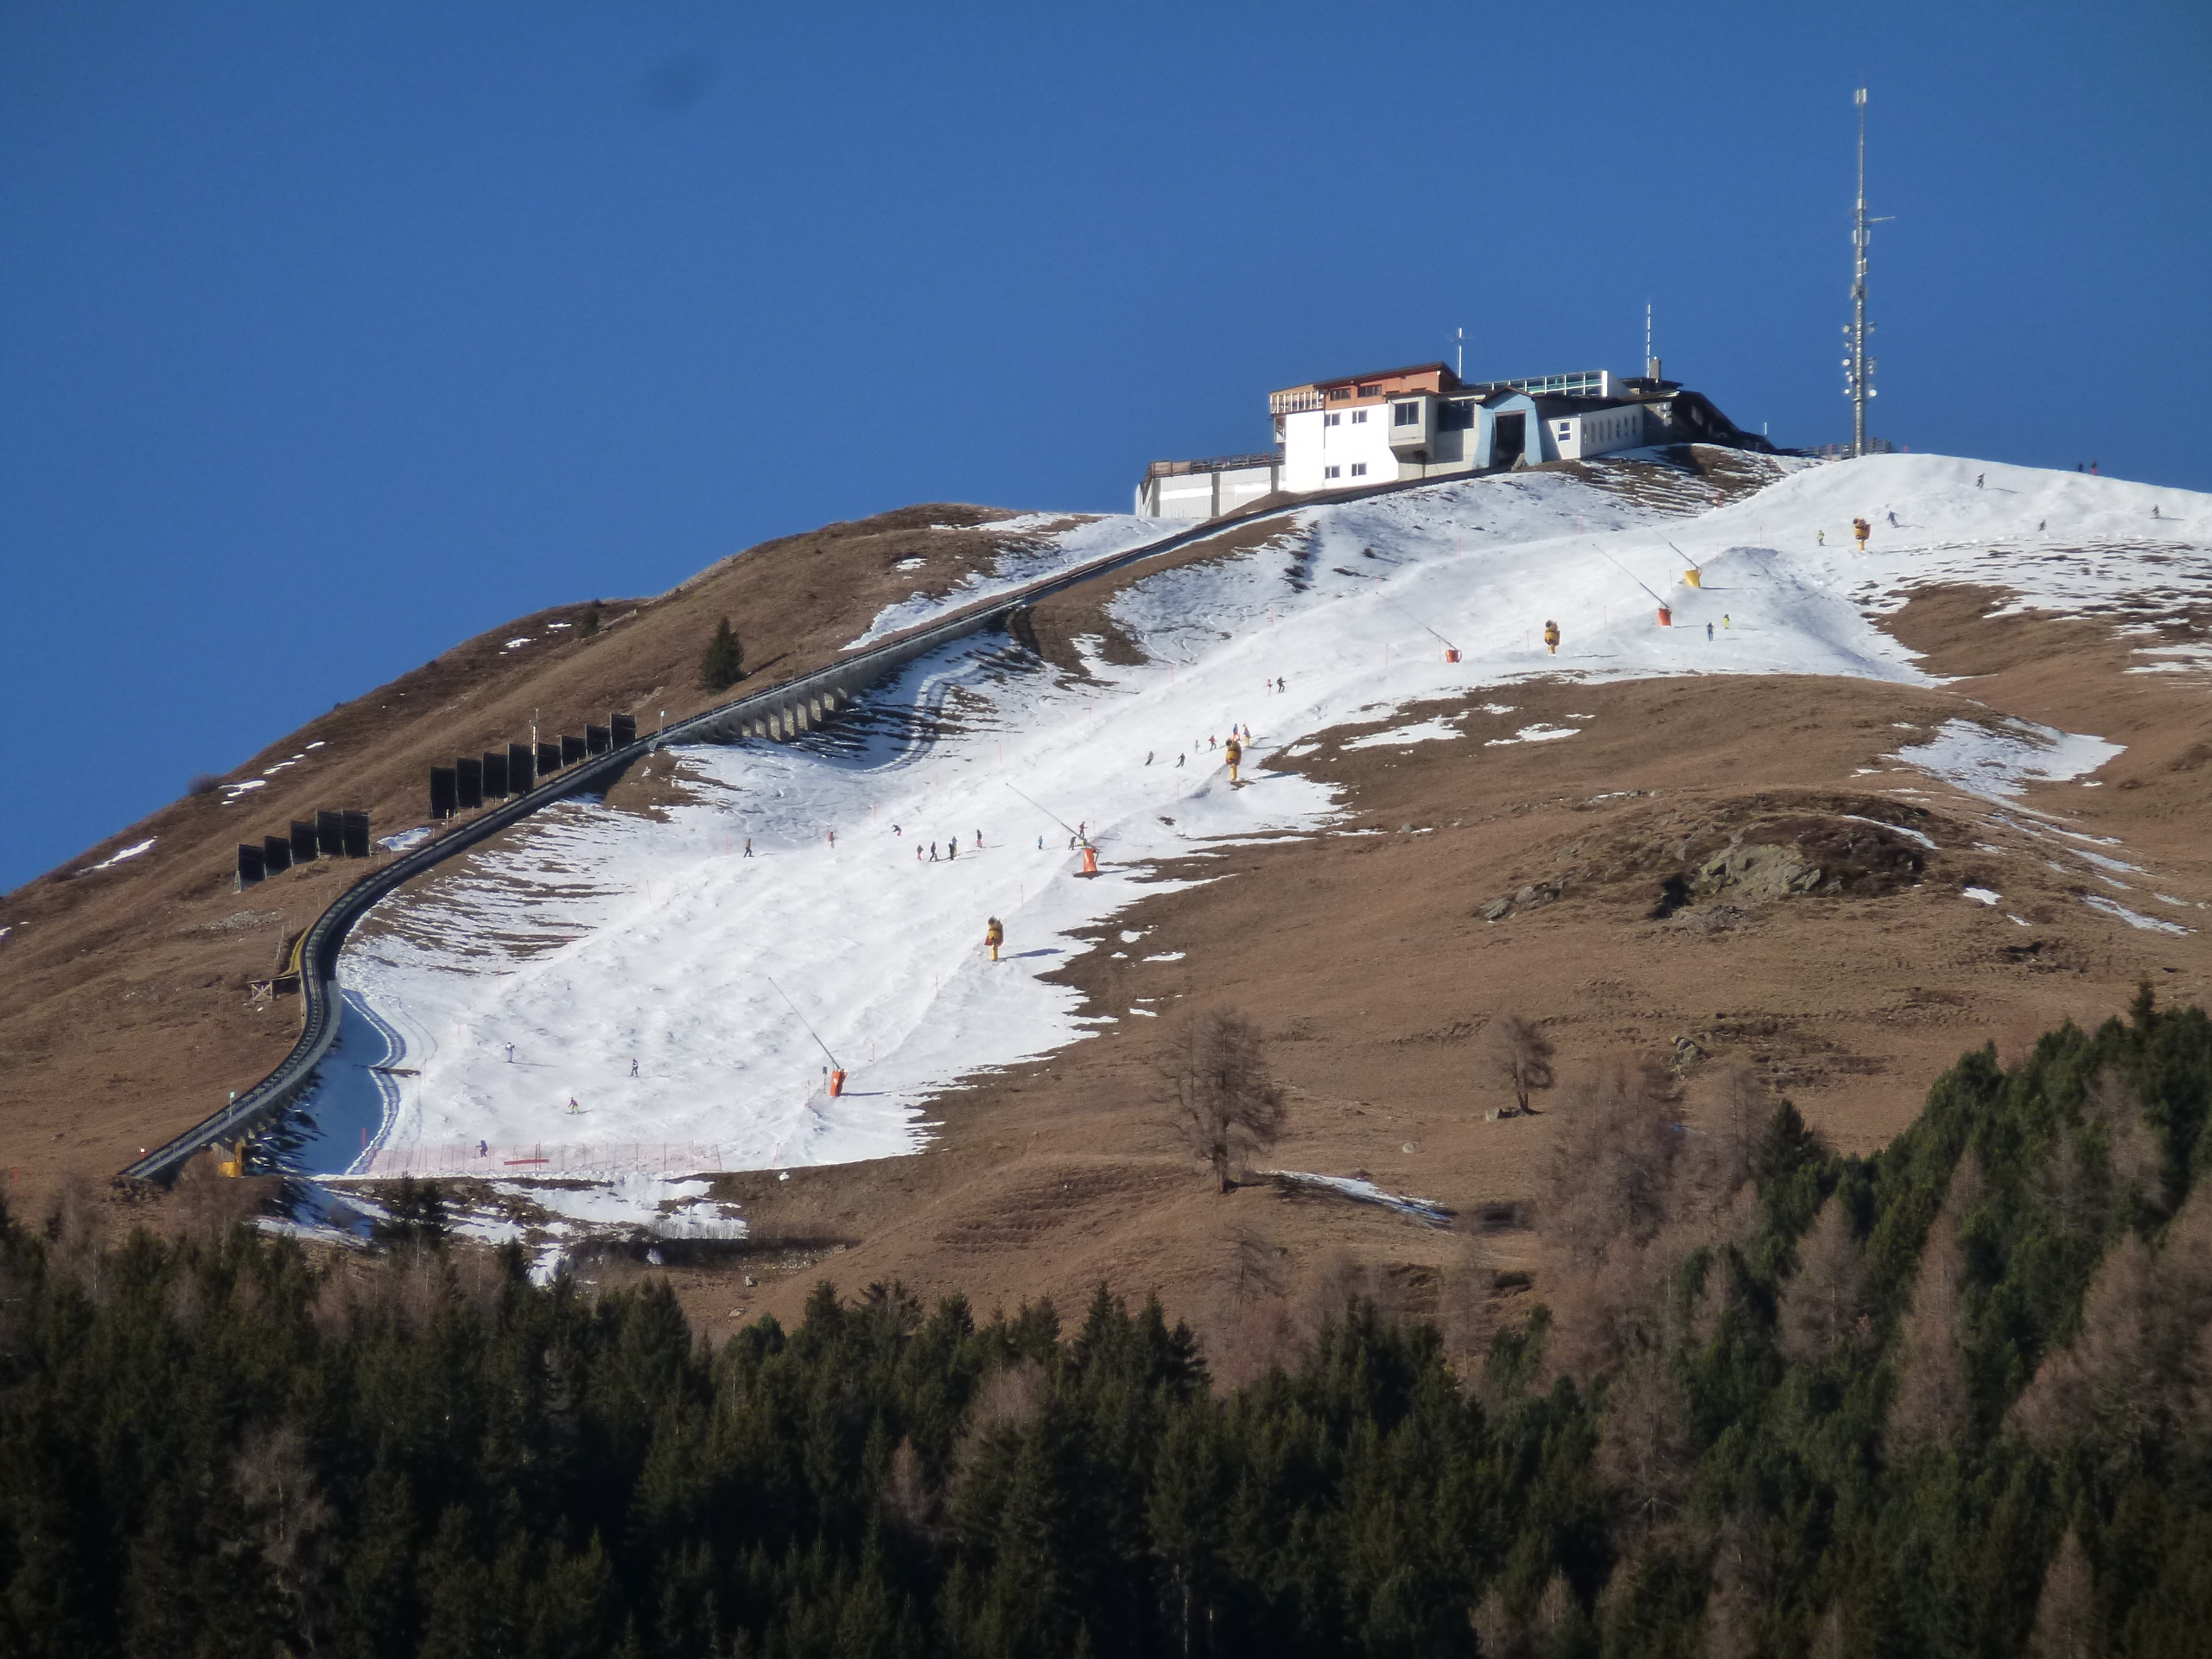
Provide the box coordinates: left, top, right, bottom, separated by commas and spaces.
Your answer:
1268, 388, 1327, 416
1145, 453, 1281, 479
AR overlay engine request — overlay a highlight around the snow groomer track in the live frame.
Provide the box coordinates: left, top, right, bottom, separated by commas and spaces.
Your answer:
118, 473, 1441, 1185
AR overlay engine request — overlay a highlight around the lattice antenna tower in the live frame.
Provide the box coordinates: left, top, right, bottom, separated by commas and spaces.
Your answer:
1843, 87, 1891, 456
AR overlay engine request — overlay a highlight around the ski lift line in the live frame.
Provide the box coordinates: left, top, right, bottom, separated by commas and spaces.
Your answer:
1366, 580, 1459, 652
763, 973, 842, 1071
1594, 545, 1666, 607
1004, 781, 1090, 845
1666, 540, 1701, 574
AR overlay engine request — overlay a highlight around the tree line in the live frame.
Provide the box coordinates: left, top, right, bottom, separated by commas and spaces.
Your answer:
2, 989, 2209, 1656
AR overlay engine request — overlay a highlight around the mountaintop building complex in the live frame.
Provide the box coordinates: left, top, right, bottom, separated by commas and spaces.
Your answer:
1135, 360, 1771, 519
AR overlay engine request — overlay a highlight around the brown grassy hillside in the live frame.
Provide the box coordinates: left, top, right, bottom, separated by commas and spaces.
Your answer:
0, 505, 1091, 1202
8, 455, 2208, 1372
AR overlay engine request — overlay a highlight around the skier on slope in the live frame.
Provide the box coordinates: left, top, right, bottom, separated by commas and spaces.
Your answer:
984, 916, 1004, 963
1542, 620, 1560, 655
1224, 732, 1243, 785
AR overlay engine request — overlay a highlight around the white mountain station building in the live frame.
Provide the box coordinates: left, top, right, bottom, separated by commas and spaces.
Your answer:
1135, 360, 1770, 519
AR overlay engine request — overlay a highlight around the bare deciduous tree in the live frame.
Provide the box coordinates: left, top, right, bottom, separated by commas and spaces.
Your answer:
1887, 1210, 1972, 1456
1777, 1197, 1867, 1363
1160, 1007, 1287, 1192
2025, 1529, 2098, 1659
2015, 1179, 2212, 1457
1596, 1345, 1694, 1529
1541, 1060, 1685, 1269
1487, 1015, 1555, 1116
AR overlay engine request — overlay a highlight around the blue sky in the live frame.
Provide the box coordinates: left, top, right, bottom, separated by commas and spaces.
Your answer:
3, 3, 2208, 888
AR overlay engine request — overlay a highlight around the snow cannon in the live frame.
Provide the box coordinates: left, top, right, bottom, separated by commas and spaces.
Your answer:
828, 1069, 846, 1098
1444, 647, 1460, 664
1656, 606, 1673, 626
1682, 569, 1702, 588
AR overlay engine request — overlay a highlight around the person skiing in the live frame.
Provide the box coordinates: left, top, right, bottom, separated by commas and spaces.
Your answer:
1976, 474, 1985, 489
1224, 732, 1243, 785
742, 837, 753, 858
1885, 511, 1897, 527
928, 842, 938, 861
1542, 620, 1560, 655
1818, 529, 1825, 545
629, 1058, 639, 1077
1706, 621, 1713, 641
1176, 752, 1185, 767
1723, 613, 1732, 629
975, 830, 983, 848
984, 915, 1004, 963
946, 837, 957, 861
1146, 750, 1154, 766
1853, 517, 1871, 550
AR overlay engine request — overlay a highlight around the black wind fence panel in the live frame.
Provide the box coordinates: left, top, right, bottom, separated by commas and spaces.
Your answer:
612, 713, 637, 747
262, 835, 292, 875
537, 741, 562, 776
562, 734, 587, 766
316, 810, 345, 859
586, 724, 610, 755
237, 843, 264, 885
455, 757, 483, 810
508, 743, 536, 793
429, 767, 457, 820
482, 751, 509, 798
290, 821, 318, 862
341, 810, 370, 859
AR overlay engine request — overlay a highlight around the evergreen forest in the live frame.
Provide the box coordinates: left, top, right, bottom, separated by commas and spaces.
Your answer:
4, 992, 2212, 1657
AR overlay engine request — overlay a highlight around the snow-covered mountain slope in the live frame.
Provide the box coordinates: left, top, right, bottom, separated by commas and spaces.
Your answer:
286, 452, 2211, 1263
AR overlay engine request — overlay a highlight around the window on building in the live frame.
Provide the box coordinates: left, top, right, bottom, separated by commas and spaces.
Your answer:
1324, 465, 1341, 480
1351, 463, 1368, 476
1328, 387, 1352, 401
1393, 402, 1421, 427
1325, 412, 1340, 427
1439, 400, 1476, 431
1357, 385, 1379, 397
1351, 410, 1367, 424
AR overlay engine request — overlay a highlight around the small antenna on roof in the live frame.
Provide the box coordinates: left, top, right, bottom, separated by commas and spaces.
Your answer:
1455, 326, 1465, 379
1644, 302, 1660, 383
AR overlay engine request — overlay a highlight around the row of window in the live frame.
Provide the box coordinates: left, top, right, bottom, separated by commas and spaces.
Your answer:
1322, 410, 1370, 427
1320, 463, 1370, 480
1325, 384, 1387, 403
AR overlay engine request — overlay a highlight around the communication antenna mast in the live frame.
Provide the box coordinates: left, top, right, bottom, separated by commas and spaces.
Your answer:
1644, 302, 1660, 382
1843, 87, 1891, 457
1454, 326, 1465, 379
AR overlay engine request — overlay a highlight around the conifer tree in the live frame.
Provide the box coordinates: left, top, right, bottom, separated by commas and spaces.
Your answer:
699, 616, 745, 691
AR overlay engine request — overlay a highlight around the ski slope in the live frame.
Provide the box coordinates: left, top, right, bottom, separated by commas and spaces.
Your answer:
286, 453, 2211, 1263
